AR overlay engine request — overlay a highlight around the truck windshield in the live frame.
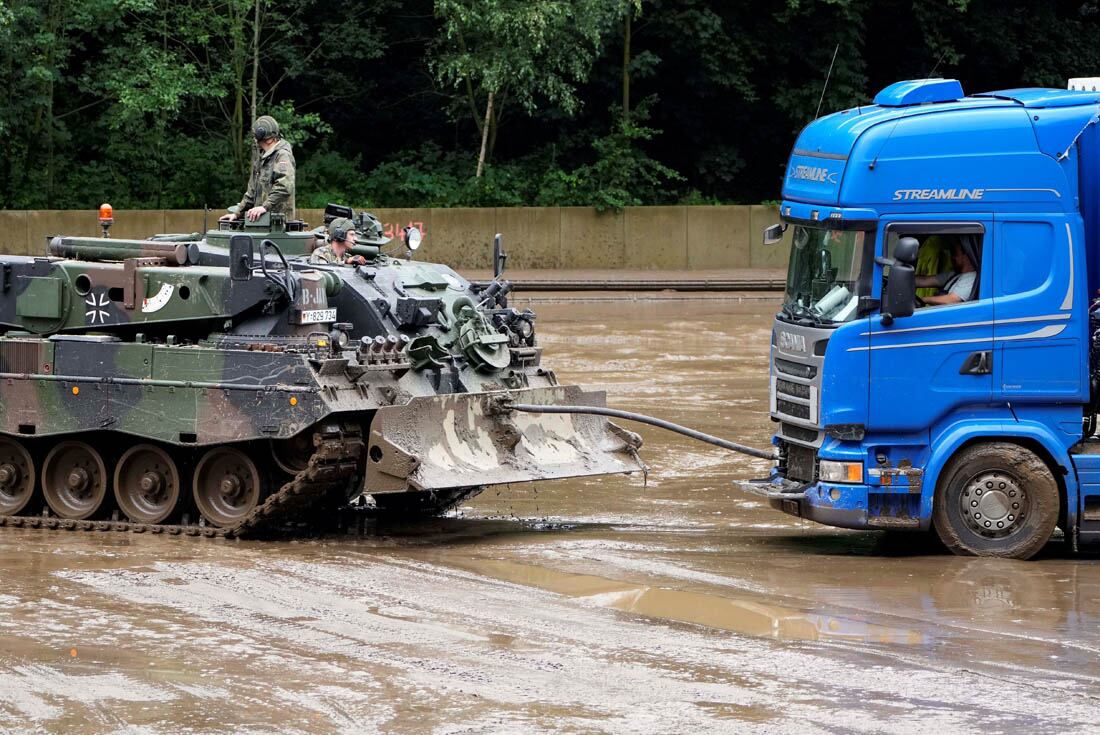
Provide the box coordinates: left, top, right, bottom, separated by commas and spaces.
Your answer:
781, 226, 867, 324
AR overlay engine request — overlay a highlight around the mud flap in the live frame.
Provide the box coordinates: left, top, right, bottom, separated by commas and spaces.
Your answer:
365, 386, 644, 493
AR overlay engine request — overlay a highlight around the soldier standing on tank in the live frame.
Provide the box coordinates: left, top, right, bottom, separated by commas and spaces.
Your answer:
220, 115, 296, 222
310, 218, 368, 266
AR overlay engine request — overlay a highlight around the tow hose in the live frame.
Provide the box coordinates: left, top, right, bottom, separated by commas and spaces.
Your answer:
506, 403, 778, 461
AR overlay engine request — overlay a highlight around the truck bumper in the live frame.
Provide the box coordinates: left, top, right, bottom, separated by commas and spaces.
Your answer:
737, 478, 921, 530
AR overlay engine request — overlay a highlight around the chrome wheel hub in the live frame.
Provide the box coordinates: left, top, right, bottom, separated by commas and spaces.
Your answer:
960, 471, 1027, 538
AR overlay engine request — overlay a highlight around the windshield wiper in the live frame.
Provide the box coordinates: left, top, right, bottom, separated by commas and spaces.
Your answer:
779, 302, 798, 320
781, 301, 828, 326
802, 306, 830, 326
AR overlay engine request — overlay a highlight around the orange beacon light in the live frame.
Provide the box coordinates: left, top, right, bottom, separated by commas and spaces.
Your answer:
98, 203, 113, 238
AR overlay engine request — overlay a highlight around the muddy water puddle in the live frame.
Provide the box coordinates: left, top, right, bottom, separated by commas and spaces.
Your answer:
3, 295, 1100, 733
439, 556, 926, 644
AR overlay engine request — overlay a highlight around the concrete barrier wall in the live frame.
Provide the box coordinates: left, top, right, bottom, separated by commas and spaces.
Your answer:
0, 206, 793, 269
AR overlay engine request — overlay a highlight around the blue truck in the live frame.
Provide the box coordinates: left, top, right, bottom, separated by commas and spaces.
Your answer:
746, 77, 1100, 559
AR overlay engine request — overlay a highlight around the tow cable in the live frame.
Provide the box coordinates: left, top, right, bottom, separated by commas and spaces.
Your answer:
500, 401, 778, 461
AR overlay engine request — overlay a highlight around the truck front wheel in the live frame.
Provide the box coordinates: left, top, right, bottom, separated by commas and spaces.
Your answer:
932, 443, 1059, 559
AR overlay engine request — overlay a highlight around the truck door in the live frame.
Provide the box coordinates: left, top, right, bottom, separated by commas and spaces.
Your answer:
868, 219, 993, 431
993, 215, 1086, 403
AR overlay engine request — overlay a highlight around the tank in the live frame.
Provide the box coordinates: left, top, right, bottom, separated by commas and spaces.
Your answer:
0, 206, 643, 537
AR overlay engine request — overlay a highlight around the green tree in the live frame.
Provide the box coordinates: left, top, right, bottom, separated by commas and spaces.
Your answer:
0, 0, 121, 207
432, 0, 634, 175
85, 0, 389, 207
7, 0, 1100, 211
537, 100, 681, 210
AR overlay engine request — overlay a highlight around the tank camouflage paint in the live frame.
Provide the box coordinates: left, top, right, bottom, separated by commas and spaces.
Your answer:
0, 208, 643, 536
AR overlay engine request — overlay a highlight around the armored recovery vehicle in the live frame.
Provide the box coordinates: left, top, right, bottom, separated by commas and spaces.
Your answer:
0, 206, 644, 537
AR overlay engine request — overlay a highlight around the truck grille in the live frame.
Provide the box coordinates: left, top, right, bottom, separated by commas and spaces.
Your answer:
776, 378, 810, 400
782, 422, 819, 443
786, 443, 817, 483
772, 357, 817, 425
775, 358, 817, 379
776, 399, 810, 420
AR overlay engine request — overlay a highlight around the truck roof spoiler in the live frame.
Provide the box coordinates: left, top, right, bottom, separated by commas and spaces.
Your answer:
873, 78, 964, 107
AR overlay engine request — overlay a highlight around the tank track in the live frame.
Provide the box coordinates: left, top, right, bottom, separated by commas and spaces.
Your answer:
0, 424, 364, 539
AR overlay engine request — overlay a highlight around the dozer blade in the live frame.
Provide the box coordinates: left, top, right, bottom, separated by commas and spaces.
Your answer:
364, 386, 644, 494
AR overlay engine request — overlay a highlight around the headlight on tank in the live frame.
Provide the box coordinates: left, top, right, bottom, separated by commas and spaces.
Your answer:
330, 326, 350, 349
819, 460, 863, 484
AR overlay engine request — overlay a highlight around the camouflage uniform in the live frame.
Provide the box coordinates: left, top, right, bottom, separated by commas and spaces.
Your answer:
309, 217, 355, 265
309, 244, 343, 265
236, 138, 296, 218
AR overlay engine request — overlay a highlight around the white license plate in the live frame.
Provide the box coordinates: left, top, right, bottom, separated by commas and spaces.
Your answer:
296, 308, 337, 324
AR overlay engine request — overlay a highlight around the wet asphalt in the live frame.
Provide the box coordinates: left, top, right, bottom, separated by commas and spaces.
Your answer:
1, 293, 1099, 734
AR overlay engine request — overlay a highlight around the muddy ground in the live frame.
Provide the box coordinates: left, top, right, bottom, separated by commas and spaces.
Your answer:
2, 294, 1099, 734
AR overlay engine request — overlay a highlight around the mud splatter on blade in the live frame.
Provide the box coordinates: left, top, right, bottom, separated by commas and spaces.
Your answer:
365, 386, 644, 493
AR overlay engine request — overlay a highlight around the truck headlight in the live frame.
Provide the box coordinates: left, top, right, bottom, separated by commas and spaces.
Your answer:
819, 460, 863, 484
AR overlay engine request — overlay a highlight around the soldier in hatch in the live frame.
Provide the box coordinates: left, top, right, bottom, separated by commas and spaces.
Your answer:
220, 115, 296, 222
311, 213, 394, 266
310, 218, 368, 266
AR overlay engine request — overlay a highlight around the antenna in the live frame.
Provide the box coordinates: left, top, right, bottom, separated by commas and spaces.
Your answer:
814, 44, 841, 120
926, 49, 948, 79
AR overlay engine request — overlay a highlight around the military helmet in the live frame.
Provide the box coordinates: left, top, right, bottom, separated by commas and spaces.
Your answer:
253, 115, 280, 141
328, 217, 355, 243
358, 213, 391, 246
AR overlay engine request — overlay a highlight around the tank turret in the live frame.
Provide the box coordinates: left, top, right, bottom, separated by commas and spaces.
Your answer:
1, 235, 338, 340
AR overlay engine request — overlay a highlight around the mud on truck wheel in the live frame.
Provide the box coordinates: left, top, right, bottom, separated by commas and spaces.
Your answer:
933, 442, 1059, 560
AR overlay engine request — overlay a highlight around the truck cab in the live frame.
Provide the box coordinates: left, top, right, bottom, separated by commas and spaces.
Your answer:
748, 78, 1100, 558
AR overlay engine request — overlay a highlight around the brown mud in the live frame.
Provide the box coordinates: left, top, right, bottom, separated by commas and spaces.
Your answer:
2, 295, 1100, 734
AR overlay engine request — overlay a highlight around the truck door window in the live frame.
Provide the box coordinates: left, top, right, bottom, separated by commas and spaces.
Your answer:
885, 230, 983, 307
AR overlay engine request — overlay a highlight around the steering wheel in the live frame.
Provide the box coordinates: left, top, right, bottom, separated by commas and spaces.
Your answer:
914, 293, 926, 308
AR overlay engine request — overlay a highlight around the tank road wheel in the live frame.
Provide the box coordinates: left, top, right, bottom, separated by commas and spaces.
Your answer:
0, 438, 35, 516
114, 444, 181, 524
42, 441, 108, 520
270, 434, 313, 476
193, 447, 261, 528
933, 443, 1059, 560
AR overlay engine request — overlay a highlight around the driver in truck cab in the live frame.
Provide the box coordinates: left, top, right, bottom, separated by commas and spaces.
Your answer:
915, 238, 977, 306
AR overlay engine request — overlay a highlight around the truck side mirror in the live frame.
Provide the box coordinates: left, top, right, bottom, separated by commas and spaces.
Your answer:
229, 235, 254, 281
763, 223, 787, 246
881, 263, 916, 325
876, 237, 919, 325
894, 236, 919, 266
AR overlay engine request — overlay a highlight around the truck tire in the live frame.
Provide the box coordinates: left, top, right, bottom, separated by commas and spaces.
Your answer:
932, 443, 1059, 560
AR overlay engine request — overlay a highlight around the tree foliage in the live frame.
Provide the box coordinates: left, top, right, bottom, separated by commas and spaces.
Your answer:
432, 0, 624, 115
3, 0, 1100, 211
432, 0, 633, 174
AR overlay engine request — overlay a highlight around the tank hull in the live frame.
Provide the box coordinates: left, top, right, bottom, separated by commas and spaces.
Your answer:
0, 209, 645, 536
